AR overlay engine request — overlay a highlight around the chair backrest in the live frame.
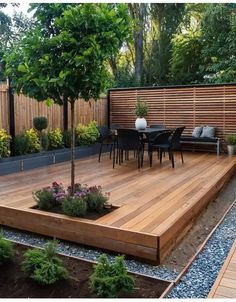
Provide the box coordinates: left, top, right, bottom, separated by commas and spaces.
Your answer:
117, 129, 140, 150
170, 126, 185, 149
151, 131, 172, 145
149, 124, 166, 129
97, 126, 112, 142
110, 124, 123, 130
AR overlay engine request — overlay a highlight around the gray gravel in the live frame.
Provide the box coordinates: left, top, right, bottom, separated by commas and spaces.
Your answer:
1, 226, 178, 282
167, 202, 236, 298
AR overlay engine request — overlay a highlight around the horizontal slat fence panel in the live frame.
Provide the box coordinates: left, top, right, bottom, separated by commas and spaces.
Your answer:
0, 84, 107, 134
109, 84, 236, 140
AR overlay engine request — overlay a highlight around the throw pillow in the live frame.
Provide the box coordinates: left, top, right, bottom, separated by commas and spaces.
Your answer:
192, 126, 203, 138
200, 126, 215, 138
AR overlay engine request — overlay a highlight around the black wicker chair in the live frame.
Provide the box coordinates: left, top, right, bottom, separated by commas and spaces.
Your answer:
149, 127, 185, 168
114, 129, 144, 169
97, 126, 115, 162
148, 131, 173, 167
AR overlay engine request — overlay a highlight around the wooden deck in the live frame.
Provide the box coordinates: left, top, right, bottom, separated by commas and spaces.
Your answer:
0, 152, 236, 264
208, 241, 236, 298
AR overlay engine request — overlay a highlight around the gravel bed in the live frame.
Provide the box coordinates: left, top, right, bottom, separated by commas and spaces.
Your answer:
167, 202, 236, 298
1, 226, 178, 282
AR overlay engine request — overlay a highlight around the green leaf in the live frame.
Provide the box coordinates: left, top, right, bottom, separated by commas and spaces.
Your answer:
44, 98, 54, 107
18, 64, 28, 73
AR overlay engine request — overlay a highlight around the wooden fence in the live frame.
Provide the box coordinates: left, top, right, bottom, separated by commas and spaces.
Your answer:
109, 83, 236, 140
0, 84, 108, 134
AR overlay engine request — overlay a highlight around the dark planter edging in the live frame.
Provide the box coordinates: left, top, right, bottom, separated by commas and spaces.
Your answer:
0, 143, 101, 176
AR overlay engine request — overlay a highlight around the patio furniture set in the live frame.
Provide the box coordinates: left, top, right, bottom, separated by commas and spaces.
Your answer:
97, 125, 220, 169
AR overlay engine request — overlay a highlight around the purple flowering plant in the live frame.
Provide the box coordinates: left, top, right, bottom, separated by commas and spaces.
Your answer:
34, 181, 110, 215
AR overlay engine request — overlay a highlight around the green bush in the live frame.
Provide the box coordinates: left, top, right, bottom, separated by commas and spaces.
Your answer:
14, 134, 30, 156
33, 188, 55, 210
90, 254, 135, 298
87, 186, 108, 213
25, 128, 40, 153
33, 116, 48, 132
48, 128, 64, 150
63, 130, 72, 148
22, 240, 68, 285
0, 129, 11, 158
76, 121, 99, 146
62, 196, 87, 217
0, 235, 14, 264
225, 134, 236, 145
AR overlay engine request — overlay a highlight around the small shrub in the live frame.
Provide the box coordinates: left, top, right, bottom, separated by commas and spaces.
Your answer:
22, 240, 68, 285
33, 116, 48, 132
14, 134, 30, 156
90, 254, 135, 298
62, 196, 87, 217
0, 129, 11, 158
25, 128, 40, 153
33, 182, 65, 210
63, 129, 72, 148
76, 121, 99, 146
48, 128, 64, 150
0, 235, 14, 264
86, 186, 109, 213
225, 133, 236, 145
33, 188, 55, 210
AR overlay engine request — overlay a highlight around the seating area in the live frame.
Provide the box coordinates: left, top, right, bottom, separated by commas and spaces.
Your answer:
180, 125, 220, 155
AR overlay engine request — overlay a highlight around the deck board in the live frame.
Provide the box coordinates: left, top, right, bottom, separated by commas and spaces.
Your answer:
0, 152, 236, 263
208, 241, 236, 298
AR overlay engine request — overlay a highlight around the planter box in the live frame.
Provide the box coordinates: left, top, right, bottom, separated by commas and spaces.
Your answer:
0, 144, 101, 176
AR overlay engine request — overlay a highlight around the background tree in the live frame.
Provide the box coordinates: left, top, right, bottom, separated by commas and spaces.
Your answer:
5, 3, 131, 193
169, 4, 205, 84
200, 4, 236, 83
0, 4, 34, 81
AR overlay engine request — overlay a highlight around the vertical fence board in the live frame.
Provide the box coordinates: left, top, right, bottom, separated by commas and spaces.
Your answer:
0, 84, 107, 134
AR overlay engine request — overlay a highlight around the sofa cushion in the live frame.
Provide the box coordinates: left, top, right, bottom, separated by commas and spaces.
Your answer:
192, 126, 203, 138
200, 126, 215, 138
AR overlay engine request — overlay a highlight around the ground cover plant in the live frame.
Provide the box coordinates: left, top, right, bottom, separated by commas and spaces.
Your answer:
33, 182, 110, 218
22, 240, 68, 285
90, 254, 135, 298
0, 234, 14, 264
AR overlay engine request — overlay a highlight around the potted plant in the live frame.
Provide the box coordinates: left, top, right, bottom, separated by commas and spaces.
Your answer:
225, 133, 236, 156
134, 97, 148, 130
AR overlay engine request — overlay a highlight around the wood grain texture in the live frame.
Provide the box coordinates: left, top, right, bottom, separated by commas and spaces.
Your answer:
208, 241, 236, 298
0, 152, 235, 263
110, 85, 236, 141
0, 84, 107, 134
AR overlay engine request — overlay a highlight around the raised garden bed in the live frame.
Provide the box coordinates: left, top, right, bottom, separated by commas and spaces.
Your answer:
0, 242, 170, 298
0, 143, 101, 176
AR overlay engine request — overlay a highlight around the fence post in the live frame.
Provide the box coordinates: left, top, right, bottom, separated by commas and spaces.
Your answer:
7, 78, 15, 155
63, 96, 68, 131
107, 90, 110, 128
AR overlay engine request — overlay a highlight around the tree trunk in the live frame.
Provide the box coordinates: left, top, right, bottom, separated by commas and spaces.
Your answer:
128, 3, 146, 86
70, 100, 75, 195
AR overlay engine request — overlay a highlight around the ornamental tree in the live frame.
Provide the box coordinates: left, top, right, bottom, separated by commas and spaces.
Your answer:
5, 3, 131, 194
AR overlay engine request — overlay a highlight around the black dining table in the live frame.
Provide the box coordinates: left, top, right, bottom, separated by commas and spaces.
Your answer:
126, 127, 166, 134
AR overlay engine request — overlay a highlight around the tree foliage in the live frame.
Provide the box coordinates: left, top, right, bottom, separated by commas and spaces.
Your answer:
5, 3, 131, 193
